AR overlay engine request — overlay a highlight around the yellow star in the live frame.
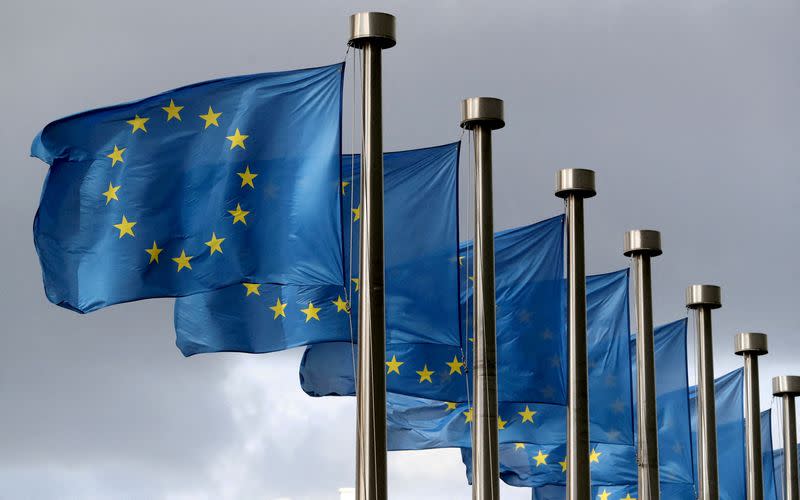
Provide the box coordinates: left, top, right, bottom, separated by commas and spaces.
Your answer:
228, 203, 250, 225
598, 490, 611, 500
559, 459, 568, 472
113, 215, 136, 238
445, 356, 465, 375
126, 114, 149, 133
145, 241, 163, 264
242, 283, 261, 296
589, 448, 602, 463
237, 166, 258, 188
205, 232, 225, 255
352, 203, 361, 221
621, 494, 636, 500
458, 255, 465, 266
226, 128, 248, 150
463, 408, 473, 423
106, 145, 126, 166
300, 302, 321, 322
172, 250, 193, 272
332, 296, 350, 313
518, 405, 537, 424
341, 181, 350, 195
162, 99, 184, 121
269, 298, 287, 319
445, 402, 458, 411
514, 443, 526, 450
351, 277, 360, 292
416, 365, 434, 383
386, 355, 404, 375
533, 450, 548, 467
199, 106, 222, 128
102, 182, 120, 205
497, 416, 508, 430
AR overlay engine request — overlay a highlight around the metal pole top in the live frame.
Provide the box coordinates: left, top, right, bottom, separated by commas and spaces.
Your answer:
685, 284, 722, 309
623, 229, 662, 257
554, 168, 596, 199
460, 97, 505, 130
773, 376, 800, 397
734, 332, 768, 356
348, 12, 396, 48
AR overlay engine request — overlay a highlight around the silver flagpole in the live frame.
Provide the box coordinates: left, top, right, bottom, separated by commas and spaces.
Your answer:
773, 376, 800, 500
556, 168, 596, 500
735, 332, 769, 500
686, 284, 722, 500
623, 230, 662, 500
460, 97, 504, 500
348, 12, 395, 500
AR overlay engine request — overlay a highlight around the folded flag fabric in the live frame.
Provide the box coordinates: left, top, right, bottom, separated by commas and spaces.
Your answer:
174, 143, 460, 355
761, 409, 778, 500
32, 63, 344, 313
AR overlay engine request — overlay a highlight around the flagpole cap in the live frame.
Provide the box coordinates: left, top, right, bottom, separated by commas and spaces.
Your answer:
734, 332, 768, 356
685, 284, 722, 309
348, 12, 396, 49
623, 230, 662, 257
772, 375, 800, 397
460, 97, 505, 130
554, 168, 596, 199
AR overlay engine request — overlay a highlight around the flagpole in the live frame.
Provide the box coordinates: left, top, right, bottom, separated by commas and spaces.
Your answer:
624, 230, 662, 500
686, 284, 722, 500
773, 376, 800, 500
348, 12, 395, 500
460, 97, 504, 500
735, 332, 769, 500
556, 168, 596, 500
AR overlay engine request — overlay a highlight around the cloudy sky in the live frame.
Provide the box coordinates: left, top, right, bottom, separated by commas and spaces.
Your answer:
1, 0, 798, 498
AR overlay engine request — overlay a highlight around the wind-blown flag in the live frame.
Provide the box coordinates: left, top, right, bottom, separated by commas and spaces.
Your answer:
174, 143, 460, 355
762, 409, 779, 500
32, 63, 344, 313
690, 368, 745, 500
773, 442, 800, 500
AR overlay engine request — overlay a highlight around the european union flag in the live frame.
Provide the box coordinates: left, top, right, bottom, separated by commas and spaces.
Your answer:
174, 143, 460, 355
32, 63, 344, 313
690, 368, 745, 500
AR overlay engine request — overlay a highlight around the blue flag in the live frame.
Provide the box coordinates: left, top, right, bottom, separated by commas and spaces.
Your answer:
690, 368, 745, 500
174, 143, 460, 356
773, 442, 800, 500
300, 215, 568, 403
762, 409, 778, 500
32, 63, 344, 313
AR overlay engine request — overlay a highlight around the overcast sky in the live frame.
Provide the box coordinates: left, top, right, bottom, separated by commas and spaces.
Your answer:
1, 1, 799, 499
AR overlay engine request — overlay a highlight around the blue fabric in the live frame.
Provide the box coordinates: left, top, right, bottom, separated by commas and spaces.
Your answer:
690, 369, 745, 500
772, 442, 800, 500
174, 143, 460, 355
299, 215, 569, 403
32, 63, 344, 313
762, 409, 778, 500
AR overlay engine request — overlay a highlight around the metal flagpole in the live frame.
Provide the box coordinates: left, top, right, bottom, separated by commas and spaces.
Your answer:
348, 12, 395, 500
773, 376, 800, 500
686, 284, 722, 500
460, 97, 504, 500
735, 332, 769, 500
623, 230, 663, 500
556, 168, 596, 500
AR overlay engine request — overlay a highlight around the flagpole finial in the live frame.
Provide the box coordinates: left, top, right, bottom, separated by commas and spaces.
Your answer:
773, 376, 800, 396
685, 284, 722, 309
735, 332, 768, 356
349, 12, 396, 48
623, 229, 662, 257
555, 168, 596, 199
460, 97, 504, 130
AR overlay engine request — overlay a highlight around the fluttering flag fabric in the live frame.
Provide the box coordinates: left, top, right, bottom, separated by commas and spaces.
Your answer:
32, 63, 344, 313
761, 409, 779, 500
299, 215, 571, 405
690, 368, 745, 500
773, 442, 800, 500
174, 143, 460, 355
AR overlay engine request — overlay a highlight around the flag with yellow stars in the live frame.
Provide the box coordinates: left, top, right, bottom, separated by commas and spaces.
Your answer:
174, 143, 460, 355
31, 62, 344, 313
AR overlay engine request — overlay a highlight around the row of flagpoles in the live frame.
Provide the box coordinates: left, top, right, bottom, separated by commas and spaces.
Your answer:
347, 11, 799, 500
